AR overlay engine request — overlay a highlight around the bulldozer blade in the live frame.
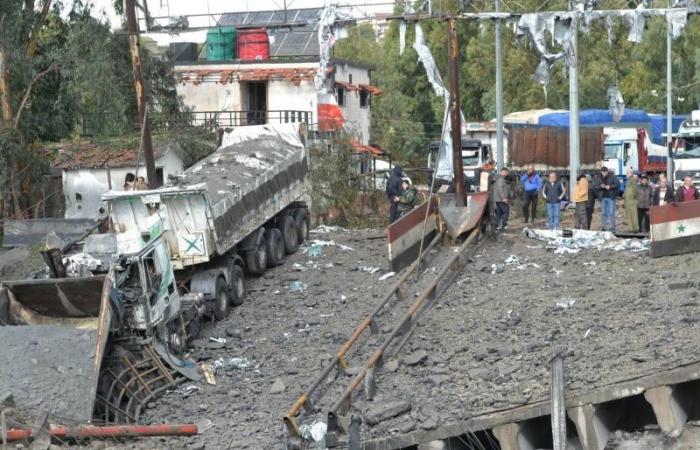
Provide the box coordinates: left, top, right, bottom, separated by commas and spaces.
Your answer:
438, 192, 489, 239
2, 218, 99, 248
0, 274, 112, 424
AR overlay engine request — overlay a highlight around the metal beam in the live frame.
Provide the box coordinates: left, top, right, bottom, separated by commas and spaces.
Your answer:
666, 4, 674, 184
448, 17, 464, 204
495, 0, 504, 171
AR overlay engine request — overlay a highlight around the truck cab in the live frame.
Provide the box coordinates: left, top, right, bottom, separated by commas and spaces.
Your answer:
673, 111, 700, 189
428, 138, 490, 191
604, 127, 667, 183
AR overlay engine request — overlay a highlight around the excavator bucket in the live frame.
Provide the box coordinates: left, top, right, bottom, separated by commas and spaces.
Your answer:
0, 274, 112, 423
438, 192, 489, 239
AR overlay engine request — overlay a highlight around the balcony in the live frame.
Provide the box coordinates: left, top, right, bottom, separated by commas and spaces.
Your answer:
161, 110, 313, 131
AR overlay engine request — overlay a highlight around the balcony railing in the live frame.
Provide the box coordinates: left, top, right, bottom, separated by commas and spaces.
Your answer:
167, 110, 313, 130
81, 110, 313, 136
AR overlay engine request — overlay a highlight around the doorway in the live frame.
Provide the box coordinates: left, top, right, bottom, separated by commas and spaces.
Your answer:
242, 81, 267, 125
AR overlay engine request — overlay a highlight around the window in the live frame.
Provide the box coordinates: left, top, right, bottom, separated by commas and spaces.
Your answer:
348, 74, 352, 84
156, 168, 164, 186
360, 91, 370, 108
337, 86, 345, 107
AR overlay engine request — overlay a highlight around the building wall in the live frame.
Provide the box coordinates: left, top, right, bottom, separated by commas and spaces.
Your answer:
63, 151, 184, 219
334, 62, 372, 145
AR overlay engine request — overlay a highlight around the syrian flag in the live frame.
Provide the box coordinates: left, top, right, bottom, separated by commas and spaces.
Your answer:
650, 200, 700, 257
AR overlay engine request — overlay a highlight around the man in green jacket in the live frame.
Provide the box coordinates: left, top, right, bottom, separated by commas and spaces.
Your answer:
623, 168, 639, 232
397, 178, 417, 217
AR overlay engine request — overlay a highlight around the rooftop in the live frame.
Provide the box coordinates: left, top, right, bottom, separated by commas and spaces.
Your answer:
218, 7, 323, 58
44, 140, 178, 171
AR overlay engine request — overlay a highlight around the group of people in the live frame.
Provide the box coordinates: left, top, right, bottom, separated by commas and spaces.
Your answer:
124, 172, 149, 191
493, 164, 700, 232
386, 166, 418, 223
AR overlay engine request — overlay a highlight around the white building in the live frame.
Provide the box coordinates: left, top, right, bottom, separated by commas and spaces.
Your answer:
171, 7, 379, 144
49, 141, 184, 219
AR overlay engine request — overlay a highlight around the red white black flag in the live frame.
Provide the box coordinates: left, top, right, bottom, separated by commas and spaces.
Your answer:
650, 200, 700, 257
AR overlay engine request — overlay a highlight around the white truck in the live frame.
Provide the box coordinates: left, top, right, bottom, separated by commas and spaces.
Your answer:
673, 110, 700, 189
603, 127, 667, 180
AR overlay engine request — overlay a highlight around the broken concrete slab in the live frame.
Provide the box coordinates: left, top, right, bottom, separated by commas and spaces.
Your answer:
403, 350, 428, 366
366, 401, 411, 425
270, 378, 286, 394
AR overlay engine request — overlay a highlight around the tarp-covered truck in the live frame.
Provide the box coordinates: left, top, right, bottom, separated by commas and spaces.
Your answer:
100, 123, 310, 314
0, 123, 310, 425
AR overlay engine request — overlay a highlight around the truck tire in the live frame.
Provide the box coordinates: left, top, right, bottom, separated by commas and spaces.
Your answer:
294, 208, 310, 244
214, 276, 229, 320
265, 228, 285, 267
245, 231, 269, 276
278, 213, 300, 254
228, 264, 246, 306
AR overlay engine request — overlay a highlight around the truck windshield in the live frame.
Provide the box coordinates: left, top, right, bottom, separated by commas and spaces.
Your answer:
462, 151, 479, 167
604, 143, 622, 160
675, 138, 700, 158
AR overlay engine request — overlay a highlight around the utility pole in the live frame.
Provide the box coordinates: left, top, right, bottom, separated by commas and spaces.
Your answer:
495, 0, 504, 171
568, 5, 580, 200
666, 3, 673, 184
448, 17, 464, 204
125, 0, 158, 188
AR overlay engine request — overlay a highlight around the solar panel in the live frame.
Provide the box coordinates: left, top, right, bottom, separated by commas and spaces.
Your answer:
218, 7, 322, 28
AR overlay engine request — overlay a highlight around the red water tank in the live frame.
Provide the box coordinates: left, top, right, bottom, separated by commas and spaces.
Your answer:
237, 28, 270, 61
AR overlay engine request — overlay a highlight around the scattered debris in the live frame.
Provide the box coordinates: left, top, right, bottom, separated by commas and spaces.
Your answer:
379, 271, 396, 281
180, 385, 201, 398
366, 401, 412, 425
270, 377, 286, 394
308, 243, 322, 257
361, 266, 381, 274
289, 281, 307, 292
555, 298, 576, 309
305, 239, 353, 251
213, 357, 251, 372
524, 228, 649, 253
311, 225, 349, 234
404, 350, 428, 366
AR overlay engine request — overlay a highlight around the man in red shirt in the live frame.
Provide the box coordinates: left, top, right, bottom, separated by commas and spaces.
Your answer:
674, 176, 700, 202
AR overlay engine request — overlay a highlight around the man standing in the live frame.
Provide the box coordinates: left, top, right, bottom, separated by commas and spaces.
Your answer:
623, 168, 639, 233
599, 167, 619, 232
397, 178, 417, 217
386, 166, 403, 223
637, 174, 653, 232
573, 174, 589, 229
542, 171, 565, 230
520, 165, 541, 224
493, 167, 513, 231
674, 176, 699, 203
653, 177, 674, 206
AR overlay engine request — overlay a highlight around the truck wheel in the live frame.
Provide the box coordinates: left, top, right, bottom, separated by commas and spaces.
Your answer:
278, 214, 300, 254
214, 277, 229, 320
228, 264, 246, 306
245, 236, 268, 276
294, 208, 310, 244
265, 228, 285, 267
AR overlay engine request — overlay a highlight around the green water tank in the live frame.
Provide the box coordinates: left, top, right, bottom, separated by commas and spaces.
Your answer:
207, 27, 236, 61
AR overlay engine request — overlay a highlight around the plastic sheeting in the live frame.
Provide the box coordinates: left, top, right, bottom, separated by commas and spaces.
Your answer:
537, 109, 651, 128
649, 114, 687, 145
220, 123, 304, 149
523, 228, 649, 253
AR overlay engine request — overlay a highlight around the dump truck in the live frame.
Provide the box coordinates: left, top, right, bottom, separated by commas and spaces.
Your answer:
603, 127, 667, 180
673, 110, 700, 189
0, 123, 310, 425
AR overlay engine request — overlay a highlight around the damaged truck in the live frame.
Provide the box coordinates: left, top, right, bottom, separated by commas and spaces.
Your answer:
0, 123, 310, 425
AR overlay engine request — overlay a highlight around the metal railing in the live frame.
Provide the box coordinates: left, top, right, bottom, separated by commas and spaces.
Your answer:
172, 110, 312, 130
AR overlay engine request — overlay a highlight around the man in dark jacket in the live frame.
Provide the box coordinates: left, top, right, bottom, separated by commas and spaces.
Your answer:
586, 173, 600, 230
520, 165, 541, 224
493, 167, 513, 231
674, 176, 699, 203
652, 177, 674, 206
386, 166, 403, 223
637, 174, 654, 233
542, 171, 565, 230
598, 167, 619, 232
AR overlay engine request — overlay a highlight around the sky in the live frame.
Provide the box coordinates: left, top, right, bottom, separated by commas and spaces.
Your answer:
89, 0, 396, 32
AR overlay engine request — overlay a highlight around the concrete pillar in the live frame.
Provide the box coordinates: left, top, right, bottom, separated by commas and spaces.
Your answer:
567, 404, 617, 450
644, 385, 688, 437
492, 422, 536, 450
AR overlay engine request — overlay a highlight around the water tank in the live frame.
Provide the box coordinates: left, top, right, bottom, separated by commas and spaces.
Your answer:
237, 28, 270, 61
169, 42, 198, 62
207, 27, 236, 61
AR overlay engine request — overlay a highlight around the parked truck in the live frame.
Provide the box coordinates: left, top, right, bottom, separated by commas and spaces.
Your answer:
603, 127, 667, 180
0, 123, 311, 424
672, 110, 700, 189
428, 138, 491, 191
